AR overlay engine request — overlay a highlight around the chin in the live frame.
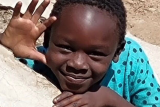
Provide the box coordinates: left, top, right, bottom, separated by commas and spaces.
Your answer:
61, 85, 89, 94
59, 80, 91, 94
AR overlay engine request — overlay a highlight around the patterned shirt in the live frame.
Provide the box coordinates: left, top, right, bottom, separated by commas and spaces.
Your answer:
19, 38, 160, 107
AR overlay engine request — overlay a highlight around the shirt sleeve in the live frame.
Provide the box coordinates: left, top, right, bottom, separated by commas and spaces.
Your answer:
127, 38, 160, 107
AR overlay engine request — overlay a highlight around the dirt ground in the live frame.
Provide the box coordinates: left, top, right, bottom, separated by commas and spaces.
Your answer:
124, 0, 160, 46
0, 0, 160, 46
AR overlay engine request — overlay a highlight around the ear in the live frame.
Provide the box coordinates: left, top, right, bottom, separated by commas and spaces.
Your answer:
113, 40, 126, 63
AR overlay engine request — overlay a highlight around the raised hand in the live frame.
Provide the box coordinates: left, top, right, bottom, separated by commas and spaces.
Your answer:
0, 0, 56, 64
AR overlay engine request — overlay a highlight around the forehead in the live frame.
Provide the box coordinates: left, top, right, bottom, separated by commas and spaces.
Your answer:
56, 4, 117, 33
52, 4, 118, 50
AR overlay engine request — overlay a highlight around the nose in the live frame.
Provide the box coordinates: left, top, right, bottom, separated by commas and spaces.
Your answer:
66, 52, 89, 74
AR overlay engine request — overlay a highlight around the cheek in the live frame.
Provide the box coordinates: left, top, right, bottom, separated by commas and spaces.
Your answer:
45, 49, 67, 71
89, 56, 113, 82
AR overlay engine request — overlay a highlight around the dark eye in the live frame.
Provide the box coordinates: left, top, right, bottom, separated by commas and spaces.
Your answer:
89, 51, 107, 57
56, 44, 74, 52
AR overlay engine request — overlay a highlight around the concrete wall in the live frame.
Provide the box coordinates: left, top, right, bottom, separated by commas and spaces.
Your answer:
0, 44, 60, 107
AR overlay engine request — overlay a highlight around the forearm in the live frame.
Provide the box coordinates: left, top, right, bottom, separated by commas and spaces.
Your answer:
113, 93, 135, 107
100, 86, 135, 107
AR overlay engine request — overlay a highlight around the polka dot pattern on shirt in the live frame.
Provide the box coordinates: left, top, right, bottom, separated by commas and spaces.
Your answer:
114, 39, 160, 107
126, 40, 160, 107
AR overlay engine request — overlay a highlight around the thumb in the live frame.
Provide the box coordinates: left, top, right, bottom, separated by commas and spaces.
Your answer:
29, 50, 47, 64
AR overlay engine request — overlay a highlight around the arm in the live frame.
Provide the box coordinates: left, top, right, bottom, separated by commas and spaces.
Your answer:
52, 86, 135, 107
98, 86, 135, 107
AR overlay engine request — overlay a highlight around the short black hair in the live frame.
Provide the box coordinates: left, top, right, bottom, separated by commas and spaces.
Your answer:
43, 0, 127, 48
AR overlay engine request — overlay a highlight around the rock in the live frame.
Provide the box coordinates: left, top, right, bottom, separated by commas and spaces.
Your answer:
0, 44, 61, 107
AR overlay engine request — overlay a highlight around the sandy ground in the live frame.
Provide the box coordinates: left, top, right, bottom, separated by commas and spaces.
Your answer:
0, 0, 160, 106
124, 0, 160, 46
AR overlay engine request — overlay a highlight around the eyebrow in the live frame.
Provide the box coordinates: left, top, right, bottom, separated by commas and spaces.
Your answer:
87, 44, 110, 53
89, 44, 109, 49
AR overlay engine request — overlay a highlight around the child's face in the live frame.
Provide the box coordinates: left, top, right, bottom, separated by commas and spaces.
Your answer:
46, 4, 119, 93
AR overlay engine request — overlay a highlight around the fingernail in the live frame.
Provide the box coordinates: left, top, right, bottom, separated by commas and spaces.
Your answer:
53, 104, 59, 107
53, 98, 58, 103
54, 98, 57, 103
52, 16, 57, 20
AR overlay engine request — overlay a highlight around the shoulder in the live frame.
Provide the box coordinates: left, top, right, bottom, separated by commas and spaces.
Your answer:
118, 37, 150, 79
117, 37, 149, 69
123, 37, 146, 59
112, 37, 147, 69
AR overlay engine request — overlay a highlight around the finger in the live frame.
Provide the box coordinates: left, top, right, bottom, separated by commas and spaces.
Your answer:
65, 100, 86, 107
37, 16, 56, 38
29, 50, 47, 64
53, 92, 74, 104
53, 95, 82, 107
23, 0, 39, 19
31, 0, 50, 24
12, 1, 22, 18
80, 105, 88, 107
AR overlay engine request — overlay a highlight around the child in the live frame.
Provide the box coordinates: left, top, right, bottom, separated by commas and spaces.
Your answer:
0, 0, 160, 107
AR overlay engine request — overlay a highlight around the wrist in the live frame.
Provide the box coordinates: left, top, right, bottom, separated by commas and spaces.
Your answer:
0, 33, 6, 45
0, 32, 11, 48
0, 33, 2, 44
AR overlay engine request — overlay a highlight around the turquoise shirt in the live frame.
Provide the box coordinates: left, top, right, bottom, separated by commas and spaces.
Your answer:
19, 38, 160, 107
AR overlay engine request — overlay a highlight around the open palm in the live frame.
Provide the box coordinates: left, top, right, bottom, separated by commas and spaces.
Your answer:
0, 0, 56, 64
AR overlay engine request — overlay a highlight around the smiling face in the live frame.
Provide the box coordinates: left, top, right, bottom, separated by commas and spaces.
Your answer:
46, 4, 120, 93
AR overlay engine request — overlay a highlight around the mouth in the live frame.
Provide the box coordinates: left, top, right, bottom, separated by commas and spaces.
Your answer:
65, 76, 86, 84
59, 70, 90, 84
